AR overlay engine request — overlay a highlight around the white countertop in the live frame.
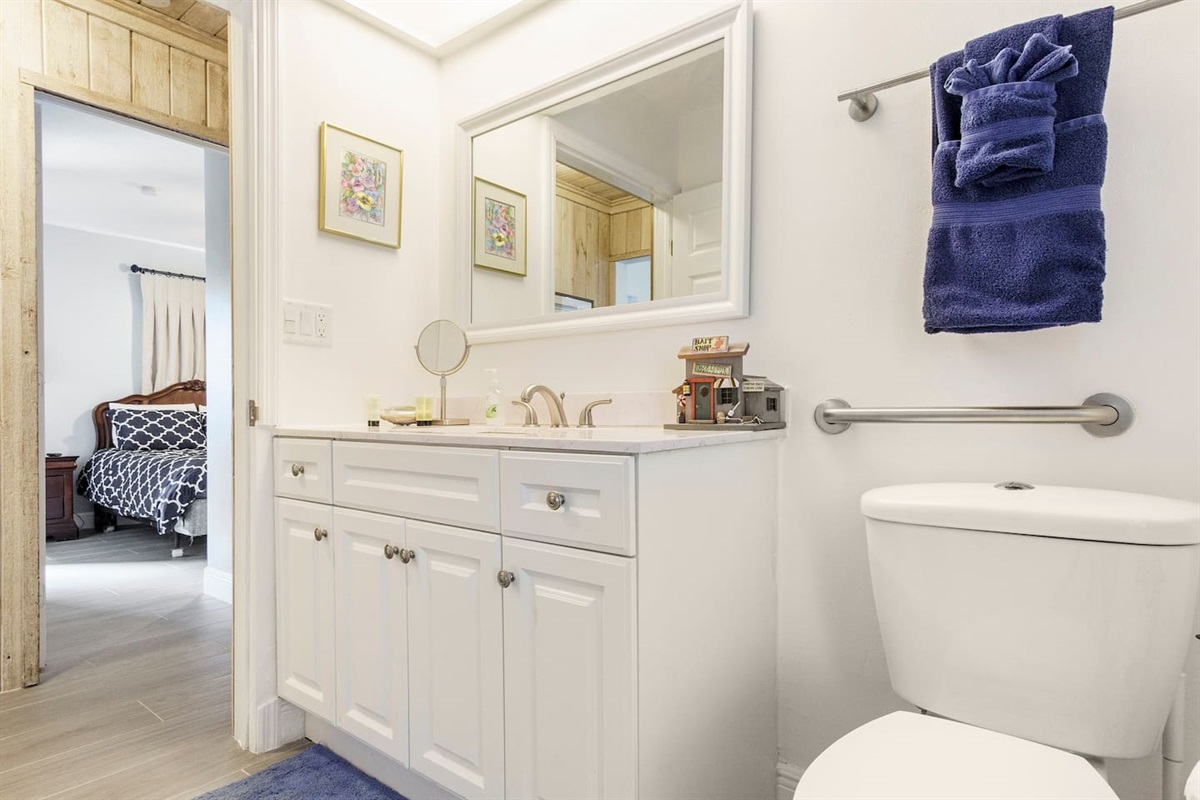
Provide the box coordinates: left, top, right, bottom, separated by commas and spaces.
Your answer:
271, 423, 786, 454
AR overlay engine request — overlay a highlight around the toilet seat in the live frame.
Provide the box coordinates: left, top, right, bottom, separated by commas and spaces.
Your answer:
793, 712, 1118, 800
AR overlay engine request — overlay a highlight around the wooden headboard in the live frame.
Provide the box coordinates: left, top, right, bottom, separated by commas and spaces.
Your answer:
91, 380, 207, 451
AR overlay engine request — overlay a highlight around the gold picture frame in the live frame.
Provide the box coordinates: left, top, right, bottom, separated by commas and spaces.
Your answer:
318, 122, 404, 249
473, 177, 527, 276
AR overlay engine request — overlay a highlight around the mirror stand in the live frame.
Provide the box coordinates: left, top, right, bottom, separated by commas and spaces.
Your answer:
432, 373, 471, 426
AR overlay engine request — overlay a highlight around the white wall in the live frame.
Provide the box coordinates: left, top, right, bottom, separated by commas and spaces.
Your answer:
275, 0, 441, 424
204, 149, 233, 598
471, 115, 550, 325
435, 2, 1200, 798
41, 224, 204, 513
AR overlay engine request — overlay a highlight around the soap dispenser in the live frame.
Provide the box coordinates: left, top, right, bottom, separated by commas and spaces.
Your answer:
484, 368, 503, 427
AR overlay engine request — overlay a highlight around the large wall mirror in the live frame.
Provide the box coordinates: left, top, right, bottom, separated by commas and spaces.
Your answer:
456, 3, 751, 342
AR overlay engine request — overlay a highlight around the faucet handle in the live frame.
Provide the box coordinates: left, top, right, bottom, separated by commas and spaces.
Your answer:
512, 400, 538, 427
577, 398, 612, 428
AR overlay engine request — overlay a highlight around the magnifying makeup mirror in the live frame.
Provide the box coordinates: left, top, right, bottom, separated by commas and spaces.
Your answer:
415, 319, 471, 426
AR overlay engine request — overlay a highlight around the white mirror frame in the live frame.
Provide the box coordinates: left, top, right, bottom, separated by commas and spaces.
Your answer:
455, 1, 752, 343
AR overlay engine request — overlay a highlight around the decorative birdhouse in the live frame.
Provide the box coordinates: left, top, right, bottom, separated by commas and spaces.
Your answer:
666, 336, 786, 430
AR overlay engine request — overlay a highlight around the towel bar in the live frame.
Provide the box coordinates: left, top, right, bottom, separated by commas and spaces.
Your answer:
813, 393, 1133, 437
836, 0, 1184, 121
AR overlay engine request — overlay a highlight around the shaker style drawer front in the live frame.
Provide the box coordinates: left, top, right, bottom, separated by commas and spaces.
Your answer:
333, 442, 501, 532
500, 452, 636, 555
275, 438, 333, 503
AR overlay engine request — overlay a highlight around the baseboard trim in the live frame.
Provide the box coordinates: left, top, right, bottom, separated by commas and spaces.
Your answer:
254, 696, 305, 753
304, 716, 459, 800
203, 566, 233, 603
777, 760, 805, 800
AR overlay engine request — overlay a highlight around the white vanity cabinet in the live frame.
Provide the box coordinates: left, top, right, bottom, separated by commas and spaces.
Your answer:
501, 537, 637, 799
273, 430, 779, 800
275, 497, 336, 721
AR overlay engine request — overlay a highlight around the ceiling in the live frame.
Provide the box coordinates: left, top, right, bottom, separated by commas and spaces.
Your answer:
336, 0, 544, 56
131, 0, 228, 40
39, 98, 209, 250
555, 164, 639, 206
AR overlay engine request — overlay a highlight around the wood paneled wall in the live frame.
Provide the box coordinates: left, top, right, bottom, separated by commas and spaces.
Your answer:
609, 205, 653, 261
555, 196, 612, 309
31, 0, 228, 144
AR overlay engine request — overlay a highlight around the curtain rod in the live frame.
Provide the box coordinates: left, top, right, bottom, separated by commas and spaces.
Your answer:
130, 264, 205, 282
836, 0, 1184, 121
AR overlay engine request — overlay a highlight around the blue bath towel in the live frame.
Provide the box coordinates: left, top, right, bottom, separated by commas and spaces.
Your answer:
923, 8, 1114, 334
945, 33, 1078, 187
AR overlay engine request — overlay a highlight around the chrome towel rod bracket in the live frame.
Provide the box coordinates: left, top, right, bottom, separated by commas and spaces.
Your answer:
836, 0, 1184, 121
814, 393, 1134, 437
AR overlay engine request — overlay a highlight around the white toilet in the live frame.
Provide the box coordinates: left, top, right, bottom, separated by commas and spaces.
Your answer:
795, 482, 1200, 800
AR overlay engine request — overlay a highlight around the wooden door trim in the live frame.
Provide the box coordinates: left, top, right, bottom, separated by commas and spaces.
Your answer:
20, 69, 229, 146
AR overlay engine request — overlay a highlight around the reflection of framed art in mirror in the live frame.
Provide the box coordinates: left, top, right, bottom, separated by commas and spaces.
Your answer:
473, 177, 527, 276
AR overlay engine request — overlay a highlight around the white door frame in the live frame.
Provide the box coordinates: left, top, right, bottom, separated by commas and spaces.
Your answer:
219, 0, 291, 752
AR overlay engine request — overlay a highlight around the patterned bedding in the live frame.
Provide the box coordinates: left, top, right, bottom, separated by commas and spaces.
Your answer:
78, 448, 208, 535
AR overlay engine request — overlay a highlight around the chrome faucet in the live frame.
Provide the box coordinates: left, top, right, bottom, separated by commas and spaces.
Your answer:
519, 384, 568, 427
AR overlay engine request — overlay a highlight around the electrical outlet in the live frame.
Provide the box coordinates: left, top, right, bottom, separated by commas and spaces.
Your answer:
283, 300, 333, 347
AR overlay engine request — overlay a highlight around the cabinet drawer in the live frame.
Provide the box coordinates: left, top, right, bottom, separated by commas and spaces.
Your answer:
501, 452, 636, 555
334, 442, 500, 531
275, 438, 332, 503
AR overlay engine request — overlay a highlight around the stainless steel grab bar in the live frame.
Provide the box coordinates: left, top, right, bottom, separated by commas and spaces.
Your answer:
814, 393, 1133, 438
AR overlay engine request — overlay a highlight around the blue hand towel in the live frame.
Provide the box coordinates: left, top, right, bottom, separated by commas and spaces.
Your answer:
946, 33, 1078, 187
923, 7, 1114, 335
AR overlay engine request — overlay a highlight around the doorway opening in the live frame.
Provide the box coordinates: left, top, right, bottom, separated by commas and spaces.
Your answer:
10, 93, 250, 795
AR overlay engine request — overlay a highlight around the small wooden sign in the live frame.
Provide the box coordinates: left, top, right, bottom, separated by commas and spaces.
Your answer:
691, 336, 729, 354
694, 362, 732, 378
742, 378, 765, 392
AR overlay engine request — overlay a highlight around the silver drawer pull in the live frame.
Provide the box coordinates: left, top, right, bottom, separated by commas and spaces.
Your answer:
546, 491, 566, 511
291, 463, 305, 477
400, 548, 415, 564
384, 544, 398, 559
313, 527, 328, 542
497, 570, 515, 588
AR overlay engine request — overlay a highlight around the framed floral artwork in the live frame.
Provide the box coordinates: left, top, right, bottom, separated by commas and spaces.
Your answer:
473, 177, 526, 276
319, 122, 403, 248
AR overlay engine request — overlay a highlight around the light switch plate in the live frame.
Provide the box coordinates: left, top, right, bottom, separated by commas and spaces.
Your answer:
283, 300, 332, 347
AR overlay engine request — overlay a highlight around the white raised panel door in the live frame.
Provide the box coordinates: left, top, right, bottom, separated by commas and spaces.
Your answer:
407, 520, 504, 800
669, 181, 722, 298
333, 509, 409, 763
503, 538, 637, 800
276, 498, 336, 722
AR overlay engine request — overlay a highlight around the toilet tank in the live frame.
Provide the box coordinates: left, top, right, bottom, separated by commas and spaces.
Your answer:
862, 483, 1200, 759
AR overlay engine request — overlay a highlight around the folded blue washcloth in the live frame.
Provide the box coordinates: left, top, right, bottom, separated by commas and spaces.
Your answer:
946, 33, 1078, 188
923, 7, 1114, 335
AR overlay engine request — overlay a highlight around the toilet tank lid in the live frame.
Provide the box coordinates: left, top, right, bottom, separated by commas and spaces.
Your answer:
861, 483, 1200, 546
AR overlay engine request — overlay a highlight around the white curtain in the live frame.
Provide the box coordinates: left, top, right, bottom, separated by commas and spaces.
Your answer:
140, 273, 206, 392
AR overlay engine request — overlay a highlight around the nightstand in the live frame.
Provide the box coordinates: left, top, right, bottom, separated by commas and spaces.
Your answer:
45, 454, 79, 540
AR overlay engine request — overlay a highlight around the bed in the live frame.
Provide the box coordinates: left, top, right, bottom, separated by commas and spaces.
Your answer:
78, 380, 208, 557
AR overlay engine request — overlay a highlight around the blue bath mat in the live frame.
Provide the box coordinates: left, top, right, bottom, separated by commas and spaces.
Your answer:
195, 744, 407, 800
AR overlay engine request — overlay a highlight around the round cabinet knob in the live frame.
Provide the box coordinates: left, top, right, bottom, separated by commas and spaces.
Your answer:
399, 548, 415, 564
384, 544, 398, 559
291, 464, 305, 477
497, 570, 515, 588
313, 527, 328, 541
546, 491, 566, 511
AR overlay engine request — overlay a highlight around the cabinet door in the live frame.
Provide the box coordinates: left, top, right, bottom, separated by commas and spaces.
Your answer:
333, 509, 409, 763
276, 498, 336, 722
502, 538, 637, 800
406, 520, 504, 800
